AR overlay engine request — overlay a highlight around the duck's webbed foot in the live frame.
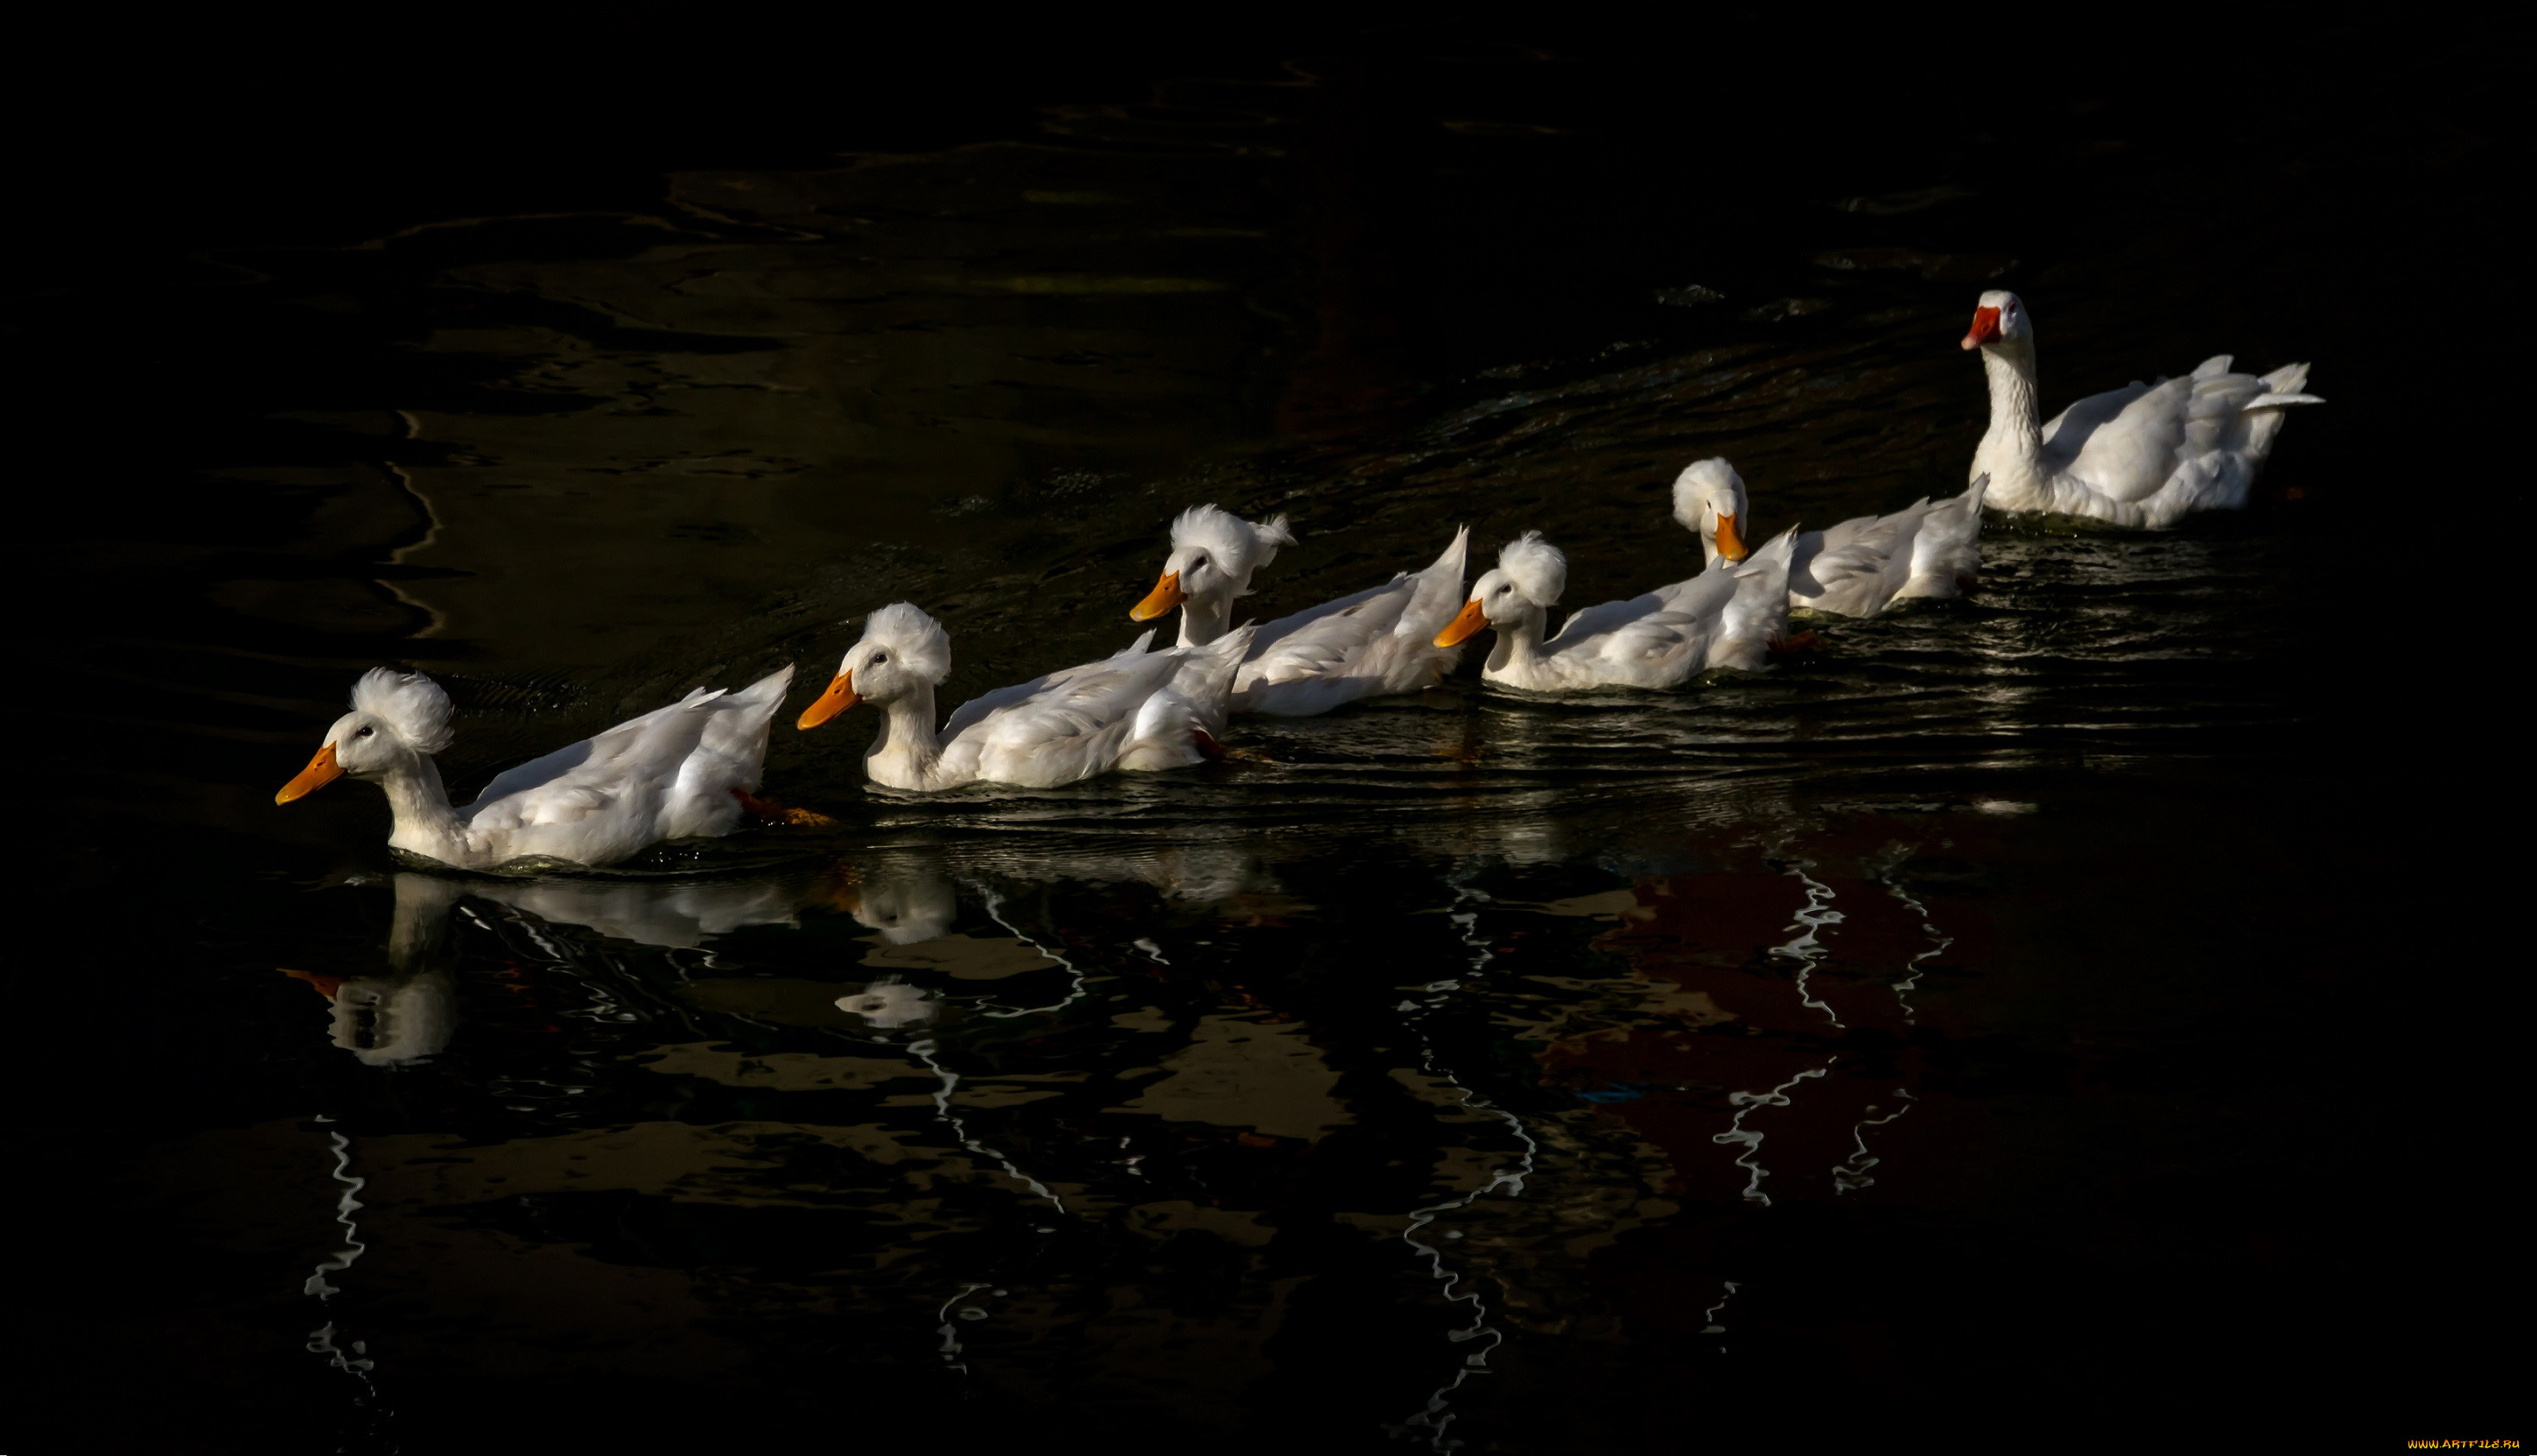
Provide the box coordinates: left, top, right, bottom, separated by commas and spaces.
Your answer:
731, 787, 837, 827
1768, 630, 1823, 657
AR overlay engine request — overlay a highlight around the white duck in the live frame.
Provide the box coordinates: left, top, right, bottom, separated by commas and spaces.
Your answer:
1128, 505, 1471, 716
275, 664, 795, 869
795, 602, 1250, 792
1432, 530, 1797, 692
1962, 290, 2320, 528
1674, 457, 1988, 617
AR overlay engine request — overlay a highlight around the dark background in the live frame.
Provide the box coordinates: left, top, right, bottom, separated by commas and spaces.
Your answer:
9, 9, 2517, 1452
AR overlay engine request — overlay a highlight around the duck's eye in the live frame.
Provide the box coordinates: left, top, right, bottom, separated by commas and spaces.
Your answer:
871, 652, 888, 666
355, 725, 374, 738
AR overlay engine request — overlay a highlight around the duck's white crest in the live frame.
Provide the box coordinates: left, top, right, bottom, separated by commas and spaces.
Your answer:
1171, 505, 1293, 594
1498, 531, 1567, 606
350, 668, 455, 755
862, 601, 952, 683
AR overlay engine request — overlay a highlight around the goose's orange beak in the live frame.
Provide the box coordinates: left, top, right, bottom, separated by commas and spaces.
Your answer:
275, 742, 342, 804
1434, 599, 1491, 649
1960, 305, 2001, 349
796, 671, 859, 731
1130, 570, 1184, 622
1714, 511, 1749, 563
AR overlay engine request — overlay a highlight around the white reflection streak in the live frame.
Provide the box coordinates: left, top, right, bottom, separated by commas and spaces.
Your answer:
1881, 875, 1951, 1026
1832, 1090, 1915, 1195
1392, 884, 1538, 1452
1773, 862, 1845, 1028
1711, 1063, 1831, 1206
933, 1281, 993, 1377
976, 888, 1093, 1020
1700, 1278, 1742, 1352
907, 1038, 1069, 1216
303, 1118, 382, 1408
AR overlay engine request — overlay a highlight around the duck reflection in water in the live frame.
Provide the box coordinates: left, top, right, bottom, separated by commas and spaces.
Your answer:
835, 979, 942, 1029
281, 874, 466, 1067
285, 867, 870, 1065
829, 870, 957, 1027
837, 870, 958, 945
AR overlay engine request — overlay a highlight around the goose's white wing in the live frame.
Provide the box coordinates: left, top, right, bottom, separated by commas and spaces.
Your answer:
2057, 374, 2214, 502
2039, 380, 2155, 473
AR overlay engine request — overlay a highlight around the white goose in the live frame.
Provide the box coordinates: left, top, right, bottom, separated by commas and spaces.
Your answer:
275, 664, 796, 869
795, 602, 1250, 792
1433, 530, 1797, 692
1963, 290, 2320, 528
1128, 505, 1471, 716
1674, 458, 1988, 617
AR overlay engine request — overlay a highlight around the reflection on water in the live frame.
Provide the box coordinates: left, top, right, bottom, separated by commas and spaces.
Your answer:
252, 804, 2054, 1443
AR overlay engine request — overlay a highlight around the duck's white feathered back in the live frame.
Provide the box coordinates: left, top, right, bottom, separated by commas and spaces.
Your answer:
1171, 505, 1295, 593
1498, 531, 1567, 606
1670, 459, 1747, 533
863, 602, 951, 684
352, 668, 455, 754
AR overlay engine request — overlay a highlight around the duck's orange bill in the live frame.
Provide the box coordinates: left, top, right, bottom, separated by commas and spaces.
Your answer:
796, 671, 859, 731
282, 968, 344, 1001
275, 742, 342, 804
1960, 305, 2001, 349
1129, 569, 1184, 622
1715, 511, 1749, 563
1434, 599, 1491, 649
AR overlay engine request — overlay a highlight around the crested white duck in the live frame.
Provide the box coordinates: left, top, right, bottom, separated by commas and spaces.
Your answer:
275, 664, 796, 870
795, 602, 1251, 791
1674, 458, 1988, 617
1433, 529, 1797, 692
1127, 505, 1471, 716
1962, 290, 2320, 527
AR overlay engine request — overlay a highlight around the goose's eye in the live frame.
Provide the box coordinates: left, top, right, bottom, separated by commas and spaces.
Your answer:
355, 725, 374, 738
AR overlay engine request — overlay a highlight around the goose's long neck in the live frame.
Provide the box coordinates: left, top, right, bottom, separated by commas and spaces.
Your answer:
1976, 342, 2046, 480
1177, 591, 1234, 649
866, 684, 945, 789
379, 755, 474, 864
1485, 606, 1549, 681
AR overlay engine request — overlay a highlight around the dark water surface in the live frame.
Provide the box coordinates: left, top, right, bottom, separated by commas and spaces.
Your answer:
17, 22, 2515, 1453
